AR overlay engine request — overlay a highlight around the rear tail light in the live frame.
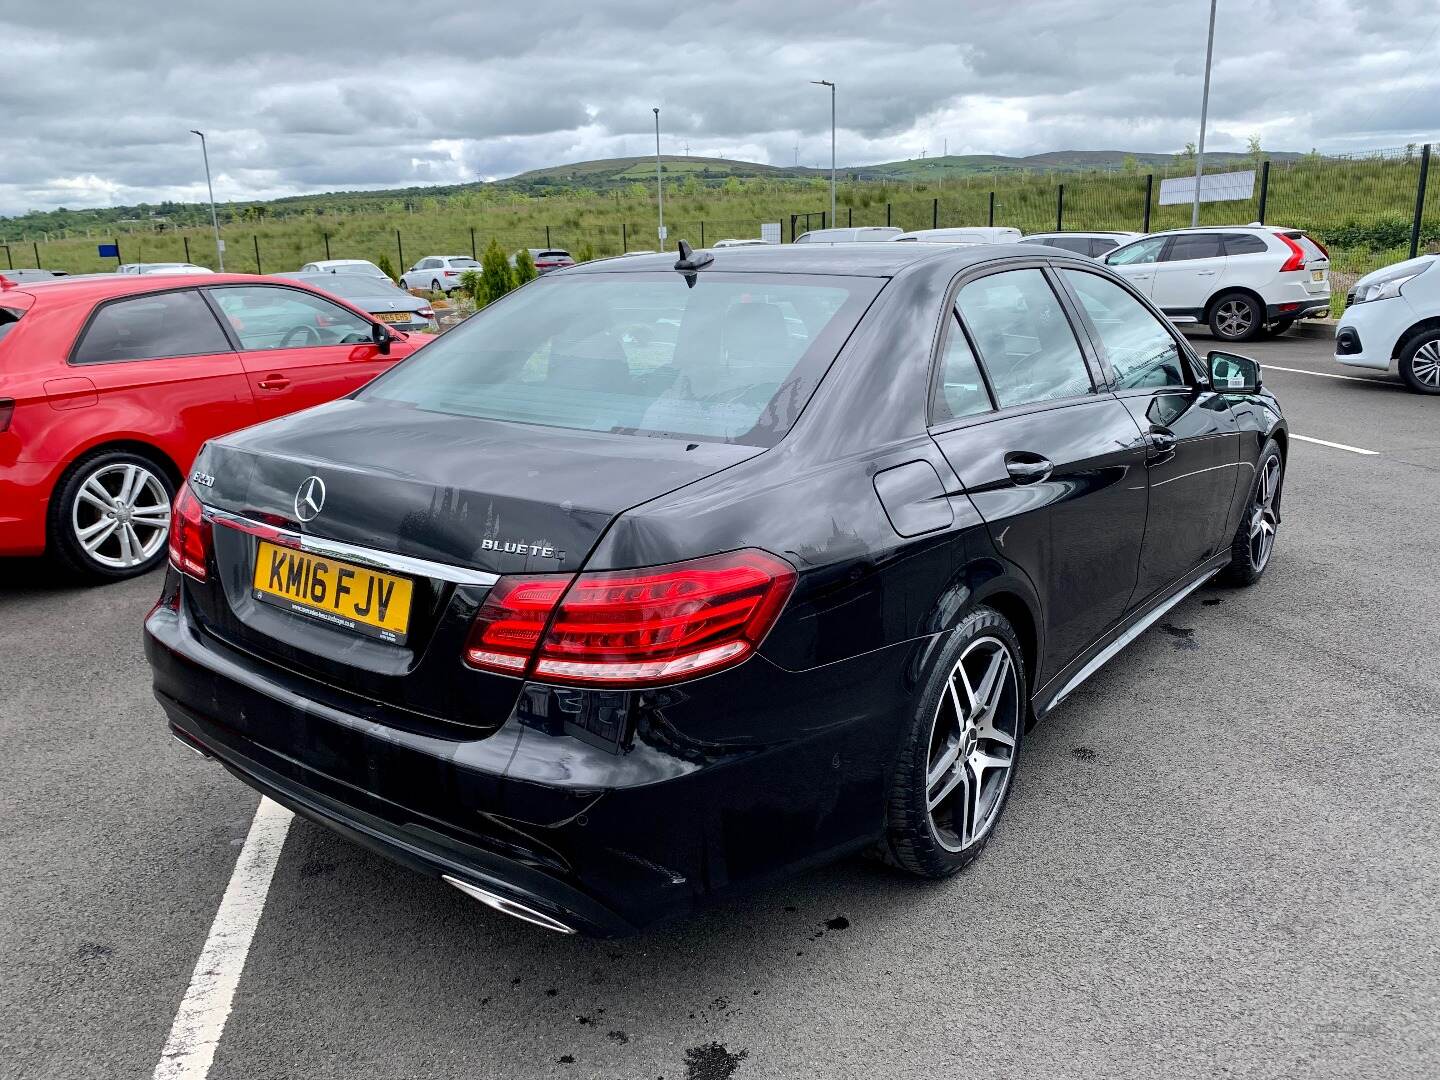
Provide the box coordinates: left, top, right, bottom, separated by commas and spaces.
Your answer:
417, 307, 434, 318
1276, 233, 1306, 272
444, 270, 459, 277
0, 398, 13, 432
464, 549, 796, 687
167, 484, 213, 581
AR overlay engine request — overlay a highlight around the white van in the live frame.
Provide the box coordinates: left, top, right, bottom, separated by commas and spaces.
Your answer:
892, 227, 1023, 245
793, 227, 904, 243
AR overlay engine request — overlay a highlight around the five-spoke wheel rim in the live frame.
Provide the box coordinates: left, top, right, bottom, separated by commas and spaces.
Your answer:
70, 462, 171, 570
1214, 299, 1254, 339
925, 636, 1020, 853
1248, 455, 1281, 571
1412, 339, 1440, 388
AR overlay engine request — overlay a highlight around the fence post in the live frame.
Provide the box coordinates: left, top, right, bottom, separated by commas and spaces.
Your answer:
323, 233, 332, 260
1142, 175, 1153, 233
470, 227, 476, 260
33, 241, 41, 267
622, 222, 628, 252
1056, 184, 1064, 231
183, 237, 191, 263
112, 238, 121, 266
988, 192, 995, 227
1410, 143, 1431, 259
545, 225, 551, 247
1256, 161, 1270, 225
253, 235, 261, 274
821, 211, 828, 230
848, 207, 853, 227
789, 214, 797, 242
396, 229, 403, 271
2, 244, 10, 269
886, 203, 891, 227
700, 221, 705, 247
932, 197, 939, 229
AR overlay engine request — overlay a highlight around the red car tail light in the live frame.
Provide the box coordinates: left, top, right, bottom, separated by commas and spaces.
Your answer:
444, 270, 459, 277
1276, 233, 1306, 272
0, 398, 13, 432
167, 485, 212, 581
464, 549, 796, 686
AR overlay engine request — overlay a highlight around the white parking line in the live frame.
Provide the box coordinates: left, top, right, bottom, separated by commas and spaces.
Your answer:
1291, 433, 1381, 455
153, 797, 293, 1080
1265, 363, 1391, 384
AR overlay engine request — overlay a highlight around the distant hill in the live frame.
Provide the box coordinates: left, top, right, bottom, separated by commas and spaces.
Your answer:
0, 148, 1306, 234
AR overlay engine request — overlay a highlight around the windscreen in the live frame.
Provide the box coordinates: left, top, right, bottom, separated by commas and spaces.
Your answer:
360, 271, 881, 446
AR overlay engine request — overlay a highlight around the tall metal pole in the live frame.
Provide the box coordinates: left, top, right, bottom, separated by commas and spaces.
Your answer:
812, 80, 836, 223
653, 108, 664, 251
190, 130, 224, 271
1191, 0, 1218, 228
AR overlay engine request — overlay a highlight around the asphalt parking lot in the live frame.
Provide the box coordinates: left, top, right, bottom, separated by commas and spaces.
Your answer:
3, 330, 1438, 1080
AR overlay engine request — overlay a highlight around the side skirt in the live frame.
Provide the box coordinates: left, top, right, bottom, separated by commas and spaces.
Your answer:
1033, 557, 1227, 718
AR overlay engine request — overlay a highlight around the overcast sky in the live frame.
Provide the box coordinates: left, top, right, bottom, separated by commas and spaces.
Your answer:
2, 0, 1436, 217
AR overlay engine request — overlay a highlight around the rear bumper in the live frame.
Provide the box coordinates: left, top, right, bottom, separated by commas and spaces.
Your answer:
1266, 298, 1331, 321
0, 459, 56, 557
145, 583, 915, 935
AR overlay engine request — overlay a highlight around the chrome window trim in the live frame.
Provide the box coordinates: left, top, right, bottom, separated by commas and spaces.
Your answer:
204, 508, 499, 586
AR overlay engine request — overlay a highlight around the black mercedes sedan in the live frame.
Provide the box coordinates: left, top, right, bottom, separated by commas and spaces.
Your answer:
146, 241, 1286, 936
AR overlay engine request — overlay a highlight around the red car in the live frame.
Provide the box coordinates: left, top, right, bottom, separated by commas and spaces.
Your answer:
0, 272, 421, 581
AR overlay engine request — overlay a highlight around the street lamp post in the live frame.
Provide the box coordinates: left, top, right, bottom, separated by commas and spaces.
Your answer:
810, 80, 835, 225
1191, 0, 1218, 228
190, 129, 224, 271
653, 108, 665, 251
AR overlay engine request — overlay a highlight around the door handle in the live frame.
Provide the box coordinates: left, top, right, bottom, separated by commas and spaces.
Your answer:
257, 375, 291, 391
1197, 270, 1217, 276
1004, 453, 1054, 485
1146, 425, 1177, 460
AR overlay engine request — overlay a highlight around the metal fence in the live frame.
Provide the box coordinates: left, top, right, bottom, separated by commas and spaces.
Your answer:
6, 145, 1436, 303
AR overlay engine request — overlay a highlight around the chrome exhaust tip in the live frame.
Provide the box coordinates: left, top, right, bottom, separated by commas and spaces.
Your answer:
170, 728, 212, 759
442, 875, 577, 935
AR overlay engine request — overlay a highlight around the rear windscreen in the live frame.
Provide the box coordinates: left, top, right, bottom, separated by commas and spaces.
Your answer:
0, 306, 26, 346
360, 271, 881, 446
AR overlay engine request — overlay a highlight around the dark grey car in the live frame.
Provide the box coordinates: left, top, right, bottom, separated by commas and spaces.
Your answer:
277, 272, 436, 332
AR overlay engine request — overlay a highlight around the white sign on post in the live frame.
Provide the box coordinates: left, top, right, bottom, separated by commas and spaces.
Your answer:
658, 226, 668, 241
1158, 170, 1256, 206
760, 222, 782, 245
216, 239, 226, 252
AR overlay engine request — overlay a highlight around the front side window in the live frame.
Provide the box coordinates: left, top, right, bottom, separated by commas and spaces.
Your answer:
956, 269, 1092, 408
1063, 270, 1187, 389
72, 290, 231, 364
1090, 238, 1122, 256
1106, 236, 1168, 266
1162, 233, 1224, 262
360, 272, 879, 446
932, 311, 993, 423
209, 286, 372, 351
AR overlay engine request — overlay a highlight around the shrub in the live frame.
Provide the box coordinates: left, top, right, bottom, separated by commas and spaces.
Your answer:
479, 239, 514, 306
513, 249, 537, 285
457, 268, 482, 300
575, 241, 596, 263
376, 253, 399, 283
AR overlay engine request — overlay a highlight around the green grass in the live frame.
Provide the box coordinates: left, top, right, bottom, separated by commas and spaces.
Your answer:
6, 152, 1436, 283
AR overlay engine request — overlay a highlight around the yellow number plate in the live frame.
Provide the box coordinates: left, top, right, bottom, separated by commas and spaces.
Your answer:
252, 540, 413, 644
377, 311, 412, 323
1311, 269, 1326, 282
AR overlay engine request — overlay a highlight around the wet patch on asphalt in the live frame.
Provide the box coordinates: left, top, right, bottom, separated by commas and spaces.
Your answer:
684, 1041, 748, 1080
1157, 622, 1200, 650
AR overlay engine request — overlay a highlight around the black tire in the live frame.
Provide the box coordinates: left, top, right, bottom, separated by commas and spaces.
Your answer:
1209, 291, 1263, 342
882, 606, 1027, 878
1220, 438, 1283, 586
48, 448, 175, 582
431, 278, 443, 295
1398, 329, 1440, 394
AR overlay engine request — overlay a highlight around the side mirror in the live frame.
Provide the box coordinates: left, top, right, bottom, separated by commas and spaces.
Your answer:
371, 321, 393, 356
1208, 350, 1261, 393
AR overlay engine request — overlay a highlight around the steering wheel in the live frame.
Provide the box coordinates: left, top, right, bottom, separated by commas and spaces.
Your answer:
279, 324, 322, 348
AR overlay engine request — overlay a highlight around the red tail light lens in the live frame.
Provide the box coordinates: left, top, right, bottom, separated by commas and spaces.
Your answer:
464, 549, 796, 687
167, 485, 212, 581
1276, 233, 1306, 273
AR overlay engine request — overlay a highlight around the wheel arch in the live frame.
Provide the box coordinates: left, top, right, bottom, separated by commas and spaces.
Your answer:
49, 439, 184, 522
1396, 317, 1440, 360
1204, 285, 1266, 324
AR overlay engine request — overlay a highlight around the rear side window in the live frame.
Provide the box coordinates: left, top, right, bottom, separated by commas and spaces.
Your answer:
0, 306, 23, 347
360, 272, 880, 447
72, 290, 231, 364
956, 268, 1093, 408
1162, 234, 1224, 261
1223, 233, 1268, 255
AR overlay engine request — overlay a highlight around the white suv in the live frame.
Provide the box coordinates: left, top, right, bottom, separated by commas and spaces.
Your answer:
1103, 226, 1331, 341
400, 255, 481, 294
1334, 254, 1440, 393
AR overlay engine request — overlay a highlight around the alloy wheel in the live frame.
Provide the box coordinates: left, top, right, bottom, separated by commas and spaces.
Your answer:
1248, 455, 1281, 571
1411, 339, 1440, 388
925, 636, 1021, 852
1214, 299, 1254, 339
70, 462, 171, 570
